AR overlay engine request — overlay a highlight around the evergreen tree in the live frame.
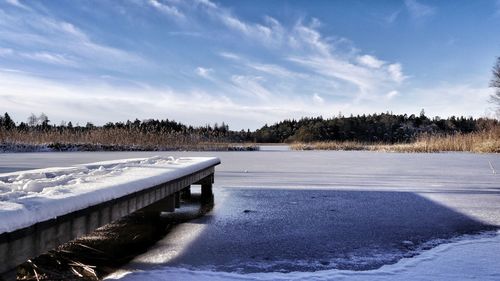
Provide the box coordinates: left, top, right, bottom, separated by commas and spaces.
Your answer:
3, 113, 15, 130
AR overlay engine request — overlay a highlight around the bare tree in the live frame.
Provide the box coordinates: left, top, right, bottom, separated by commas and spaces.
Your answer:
490, 57, 500, 118
27, 113, 38, 127
38, 113, 49, 126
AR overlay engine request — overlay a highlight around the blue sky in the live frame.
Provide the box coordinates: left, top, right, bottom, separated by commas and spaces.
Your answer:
0, 0, 499, 129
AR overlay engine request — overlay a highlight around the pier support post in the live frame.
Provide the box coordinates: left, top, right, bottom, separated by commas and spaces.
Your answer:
139, 194, 175, 214
181, 186, 191, 200
174, 192, 181, 208
200, 174, 214, 205
164, 194, 176, 212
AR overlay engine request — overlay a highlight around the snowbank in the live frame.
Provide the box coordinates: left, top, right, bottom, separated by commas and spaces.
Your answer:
0, 156, 220, 234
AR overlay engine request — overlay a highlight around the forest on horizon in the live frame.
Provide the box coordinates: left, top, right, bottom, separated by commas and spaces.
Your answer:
0, 111, 497, 145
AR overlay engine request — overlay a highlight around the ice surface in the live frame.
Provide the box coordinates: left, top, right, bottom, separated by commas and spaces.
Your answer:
0, 151, 498, 278
0, 156, 220, 234
106, 231, 500, 281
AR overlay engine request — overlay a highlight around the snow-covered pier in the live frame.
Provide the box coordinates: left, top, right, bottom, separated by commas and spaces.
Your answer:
0, 156, 220, 280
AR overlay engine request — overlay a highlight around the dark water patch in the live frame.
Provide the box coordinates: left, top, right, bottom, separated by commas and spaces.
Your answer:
159, 188, 497, 273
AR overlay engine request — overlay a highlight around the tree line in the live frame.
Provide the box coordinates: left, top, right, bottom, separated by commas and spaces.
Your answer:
0, 112, 253, 143
253, 112, 497, 143
0, 111, 497, 144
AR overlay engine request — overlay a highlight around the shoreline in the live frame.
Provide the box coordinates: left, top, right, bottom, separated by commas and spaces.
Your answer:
0, 142, 260, 153
290, 144, 500, 153
2, 142, 498, 154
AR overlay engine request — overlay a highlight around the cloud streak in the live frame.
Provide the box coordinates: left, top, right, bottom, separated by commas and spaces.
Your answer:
148, 0, 185, 19
195, 67, 213, 79
404, 0, 436, 20
5, 0, 31, 10
0, 4, 149, 73
0, 69, 492, 130
195, 0, 284, 47
196, 1, 408, 100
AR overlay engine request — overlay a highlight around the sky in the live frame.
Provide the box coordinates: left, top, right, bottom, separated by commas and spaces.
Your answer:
0, 0, 499, 130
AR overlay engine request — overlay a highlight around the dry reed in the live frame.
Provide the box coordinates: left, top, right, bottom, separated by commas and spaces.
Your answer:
0, 128, 257, 151
291, 126, 500, 153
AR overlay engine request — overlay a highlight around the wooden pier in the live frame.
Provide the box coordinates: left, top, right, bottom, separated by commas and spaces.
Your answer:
0, 160, 220, 280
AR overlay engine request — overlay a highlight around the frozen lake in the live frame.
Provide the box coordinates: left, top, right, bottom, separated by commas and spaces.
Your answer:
1, 151, 499, 279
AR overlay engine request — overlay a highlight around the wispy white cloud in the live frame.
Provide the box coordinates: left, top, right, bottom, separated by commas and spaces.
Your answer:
196, 0, 217, 9
388, 63, 406, 83
5, 0, 31, 10
312, 93, 324, 105
218, 52, 241, 60
288, 56, 375, 93
0, 5, 149, 71
195, 0, 285, 47
247, 63, 308, 79
0, 47, 76, 66
218, 51, 307, 79
288, 48, 405, 97
384, 10, 400, 24
213, 13, 406, 100
130, 0, 406, 102
357, 55, 385, 68
216, 51, 345, 103
230, 75, 272, 100
0, 70, 327, 129
148, 0, 185, 19
386, 90, 399, 100
404, 0, 436, 20
195, 66, 213, 79
37, 18, 87, 40
0, 47, 14, 56
168, 31, 203, 37
290, 20, 331, 56
20, 52, 76, 66
0, 69, 492, 130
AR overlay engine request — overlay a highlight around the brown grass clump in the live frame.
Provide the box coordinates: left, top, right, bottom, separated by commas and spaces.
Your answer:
291, 126, 500, 153
291, 141, 368, 151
